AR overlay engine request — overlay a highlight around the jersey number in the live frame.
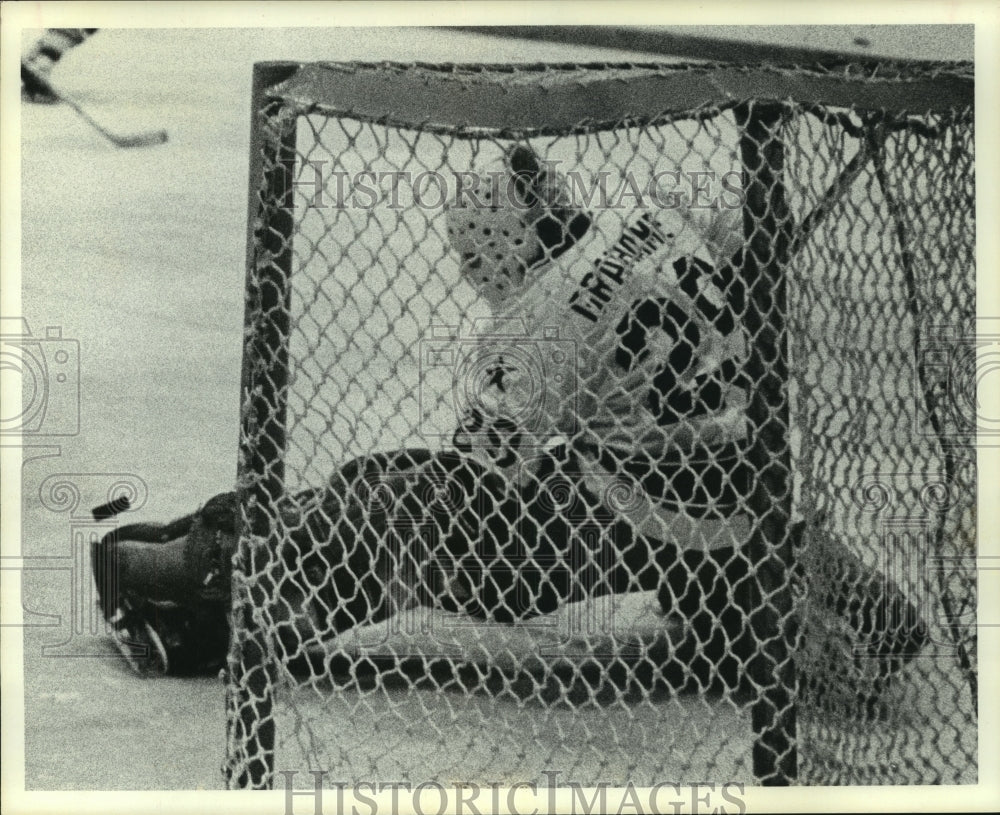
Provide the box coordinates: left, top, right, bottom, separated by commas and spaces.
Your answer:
614, 296, 734, 426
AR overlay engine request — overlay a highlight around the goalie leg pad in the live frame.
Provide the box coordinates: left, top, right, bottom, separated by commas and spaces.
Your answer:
652, 521, 929, 703
797, 528, 929, 717
91, 493, 237, 675
391, 447, 672, 622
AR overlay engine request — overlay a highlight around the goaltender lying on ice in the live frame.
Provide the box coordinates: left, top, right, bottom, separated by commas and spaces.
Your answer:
90, 145, 928, 712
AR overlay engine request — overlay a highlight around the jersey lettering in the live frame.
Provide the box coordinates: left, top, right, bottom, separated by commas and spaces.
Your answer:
481, 208, 747, 462
568, 213, 670, 323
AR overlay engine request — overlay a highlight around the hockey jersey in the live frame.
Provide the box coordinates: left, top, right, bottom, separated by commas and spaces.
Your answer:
454, 205, 750, 485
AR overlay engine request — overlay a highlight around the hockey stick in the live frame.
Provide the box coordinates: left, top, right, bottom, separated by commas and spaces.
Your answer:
23, 66, 167, 149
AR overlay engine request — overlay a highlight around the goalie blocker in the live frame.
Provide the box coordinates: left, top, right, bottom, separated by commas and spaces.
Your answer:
91, 446, 927, 708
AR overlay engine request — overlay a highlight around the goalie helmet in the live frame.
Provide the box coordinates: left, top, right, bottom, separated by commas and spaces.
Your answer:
445, 145, 591, 301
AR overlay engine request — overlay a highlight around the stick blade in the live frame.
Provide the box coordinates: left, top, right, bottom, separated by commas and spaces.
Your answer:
111, 129, 168, 149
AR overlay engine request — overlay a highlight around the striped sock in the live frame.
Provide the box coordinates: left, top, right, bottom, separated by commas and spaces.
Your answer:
22, 28, 98, 98
21, 28, 97, 79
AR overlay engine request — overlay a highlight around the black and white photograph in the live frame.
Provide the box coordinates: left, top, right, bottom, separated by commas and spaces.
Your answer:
2, 4, 996, 813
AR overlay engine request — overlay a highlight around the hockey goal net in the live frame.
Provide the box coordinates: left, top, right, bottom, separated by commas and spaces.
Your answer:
224, 61, 976, 788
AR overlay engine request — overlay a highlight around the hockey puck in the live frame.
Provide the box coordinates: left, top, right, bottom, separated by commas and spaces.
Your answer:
92, 495, 132, 521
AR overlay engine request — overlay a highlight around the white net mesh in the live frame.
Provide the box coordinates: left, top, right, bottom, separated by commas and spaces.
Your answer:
225, 62, 976, 788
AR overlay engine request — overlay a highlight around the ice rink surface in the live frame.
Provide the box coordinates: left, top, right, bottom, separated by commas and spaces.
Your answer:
15, 25, 978, 791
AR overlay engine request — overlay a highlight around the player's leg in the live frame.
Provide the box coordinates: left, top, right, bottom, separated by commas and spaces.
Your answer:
796, 524, 930, 715
21, 28, 98, 103
651, 512, 929, 701
517, 445, 671, 602
262, 448, 444, 654
88, 447, 446, 674
597, 438, 928, 697
388, 450, 532, 621
88, 449, 440, 675
383, 444, 650, 622
597, 443, 756, 690
389, 444, 768, 694
429, 445, 690, 619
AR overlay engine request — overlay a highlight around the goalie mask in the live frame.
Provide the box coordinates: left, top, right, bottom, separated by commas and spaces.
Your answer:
445, 145, 591, 301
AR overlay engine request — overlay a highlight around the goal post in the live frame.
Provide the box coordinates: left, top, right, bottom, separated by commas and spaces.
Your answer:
225, 60, 976, 789
224, 62, 299, 789
735, 101, 797, 784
